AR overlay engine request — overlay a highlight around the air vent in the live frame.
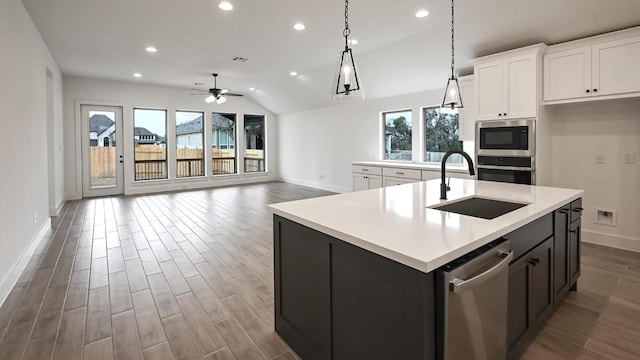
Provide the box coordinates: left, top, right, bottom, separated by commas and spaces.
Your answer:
232, 57, 248, 62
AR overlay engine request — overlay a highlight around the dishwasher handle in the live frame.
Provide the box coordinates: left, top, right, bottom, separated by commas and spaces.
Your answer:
449, 250, 513, 294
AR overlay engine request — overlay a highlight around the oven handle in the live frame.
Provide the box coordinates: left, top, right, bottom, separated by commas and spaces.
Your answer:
477, 165, 534, 171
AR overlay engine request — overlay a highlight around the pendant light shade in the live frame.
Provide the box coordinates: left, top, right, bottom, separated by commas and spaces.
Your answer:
442, 0, 463, 109
330, 0, 364, 101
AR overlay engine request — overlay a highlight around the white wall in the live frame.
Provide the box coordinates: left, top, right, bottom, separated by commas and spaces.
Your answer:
0, 0, 64, 302
63, 77, 278, 197
278, 88, 474, 193
551, 98, 640, 251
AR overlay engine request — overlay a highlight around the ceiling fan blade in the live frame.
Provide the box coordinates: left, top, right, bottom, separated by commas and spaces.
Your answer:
190, 93, 207, 96
225, 93, 243, 97
190, 88, 209, 93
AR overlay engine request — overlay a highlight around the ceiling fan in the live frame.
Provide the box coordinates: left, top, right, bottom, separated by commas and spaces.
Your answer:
191, 73, 243, 104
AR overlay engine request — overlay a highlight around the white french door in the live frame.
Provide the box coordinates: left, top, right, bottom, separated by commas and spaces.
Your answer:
81, 105, 124, 197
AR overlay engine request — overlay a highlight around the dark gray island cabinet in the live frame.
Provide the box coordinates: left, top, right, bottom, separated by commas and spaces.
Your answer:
273, 197, 583, 360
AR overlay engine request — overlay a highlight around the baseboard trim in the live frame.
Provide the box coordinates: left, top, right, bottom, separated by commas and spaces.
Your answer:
49, 200, 66, 217
583, 230, 640, 253
280, 177, 350, 194
66, 193, 82, 201
0, 218, 52, 307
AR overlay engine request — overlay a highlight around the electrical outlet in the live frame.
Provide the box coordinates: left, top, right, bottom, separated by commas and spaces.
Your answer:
595, 153, 605, 164
319, 174, 325, 180
33, 213, 37, 224
595, 209, 617, 227
624, 153, 636, 164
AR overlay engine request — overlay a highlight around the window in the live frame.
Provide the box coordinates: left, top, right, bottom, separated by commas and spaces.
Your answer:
212, 112, 237, 175
176, 111, 204, 178
244, 115, 265, 173
383, 110, 412, 161
424, 106, 463, 164
133, 108, 167, 180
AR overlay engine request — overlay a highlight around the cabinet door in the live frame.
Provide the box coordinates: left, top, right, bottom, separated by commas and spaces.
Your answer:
544, 47, 592, 101
475, 60, 503, 120
367, 174, 383, 189
503, 54, 537, 119
529, 237, 554, 327
458, 78, 475, 141
507, 254, 531, 358
569, 218, 581, 287
593, 36, 640, 96
274, 217, 331, 359
353, 174, 369, 192
553, 206, 570, 306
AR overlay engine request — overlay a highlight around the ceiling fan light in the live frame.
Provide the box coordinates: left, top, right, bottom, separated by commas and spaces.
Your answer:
205, 95, 215, 103
216, 96, 227, 104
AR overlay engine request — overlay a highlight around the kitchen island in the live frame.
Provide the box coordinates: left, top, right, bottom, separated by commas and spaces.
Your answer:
269, 179, 584, 360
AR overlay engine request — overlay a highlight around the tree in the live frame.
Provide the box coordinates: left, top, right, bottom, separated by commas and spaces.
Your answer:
425, 108, 461, 153
386, 116, 412, 150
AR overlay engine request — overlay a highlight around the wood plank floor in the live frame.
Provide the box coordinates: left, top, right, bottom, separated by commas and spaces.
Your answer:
0, 181, 638, 359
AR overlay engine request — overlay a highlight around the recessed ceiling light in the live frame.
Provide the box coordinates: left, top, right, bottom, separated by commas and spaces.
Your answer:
290, 71, 298, 77
293, 23, 306, 31
133, 73, 142, 78
218, 1, 233, 11
145, 46, 157, 53
249, 87, 256, 91
415, 9, 429, 18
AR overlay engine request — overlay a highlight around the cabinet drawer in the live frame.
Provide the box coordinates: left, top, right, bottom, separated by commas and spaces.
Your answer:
504, 213, 553, 262
383, 177, 418, 187
422, 170, 440, 181
382, 167, 421, 180
351, 165, 382, 176
570, 198, 583, 223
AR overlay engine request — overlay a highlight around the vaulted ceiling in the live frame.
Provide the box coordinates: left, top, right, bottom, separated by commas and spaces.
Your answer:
22, 0, 640, 114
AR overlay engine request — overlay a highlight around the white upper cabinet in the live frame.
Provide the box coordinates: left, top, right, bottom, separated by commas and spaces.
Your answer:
544, 33, 640, 103
457, 76, 475, 141
475, 52, 538, 121
593, 36, 640, 96
543, 47, 591, 101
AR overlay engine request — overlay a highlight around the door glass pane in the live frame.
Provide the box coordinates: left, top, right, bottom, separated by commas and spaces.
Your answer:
134, 109, 167, 180
89, 111, 117, 188
212, 113, 237, 175
244, 115, 265, 173
176, 111, 204, 178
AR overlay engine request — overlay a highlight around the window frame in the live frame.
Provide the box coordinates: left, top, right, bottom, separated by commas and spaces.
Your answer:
381, 109, 413, 162
175, 110, 205, 178
422, 105, 464, 165
212, 112, 238, 176
133, 108, 168, 181
243, 114, 267, 173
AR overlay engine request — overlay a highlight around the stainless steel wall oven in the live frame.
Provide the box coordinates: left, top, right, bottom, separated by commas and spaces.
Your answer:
476, 119, 536, 185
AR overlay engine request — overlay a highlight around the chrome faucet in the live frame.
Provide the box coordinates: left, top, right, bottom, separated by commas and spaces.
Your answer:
440, 150, 475, 200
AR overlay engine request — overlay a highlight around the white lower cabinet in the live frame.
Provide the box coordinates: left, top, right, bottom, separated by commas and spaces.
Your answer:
353, 174, 382, 191
352, 165, 383, 191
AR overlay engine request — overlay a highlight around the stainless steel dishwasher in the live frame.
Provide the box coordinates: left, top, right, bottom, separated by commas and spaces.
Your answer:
439, 240, 513, 360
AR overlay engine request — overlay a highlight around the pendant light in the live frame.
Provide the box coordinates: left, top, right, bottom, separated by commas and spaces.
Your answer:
330, 0, 364, 101
442, 0, 463, 109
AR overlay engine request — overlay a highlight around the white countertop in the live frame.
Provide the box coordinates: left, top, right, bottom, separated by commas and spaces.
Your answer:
353, 160, 471, 173
269, 179, 583, 273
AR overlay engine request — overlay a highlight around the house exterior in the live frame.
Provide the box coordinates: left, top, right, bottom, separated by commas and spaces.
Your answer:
176, 115, 204, 149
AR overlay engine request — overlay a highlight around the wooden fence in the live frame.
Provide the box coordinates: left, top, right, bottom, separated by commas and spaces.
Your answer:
89, 145, 265, 179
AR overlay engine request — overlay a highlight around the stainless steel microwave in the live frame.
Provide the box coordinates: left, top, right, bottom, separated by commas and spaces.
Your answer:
476, 119, 535, 157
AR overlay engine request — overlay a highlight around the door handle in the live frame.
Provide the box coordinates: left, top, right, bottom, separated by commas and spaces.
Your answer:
449, 250, 513, 293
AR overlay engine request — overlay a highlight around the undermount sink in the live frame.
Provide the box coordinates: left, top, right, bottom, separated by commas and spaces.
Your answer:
430, 197, 528, 220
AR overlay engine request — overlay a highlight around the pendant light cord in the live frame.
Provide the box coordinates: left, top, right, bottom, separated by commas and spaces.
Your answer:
450, 0, 455, 78
343, 0, 350, 49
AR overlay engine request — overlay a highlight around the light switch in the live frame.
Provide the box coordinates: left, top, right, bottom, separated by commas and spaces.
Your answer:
595, 153, 605, 164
